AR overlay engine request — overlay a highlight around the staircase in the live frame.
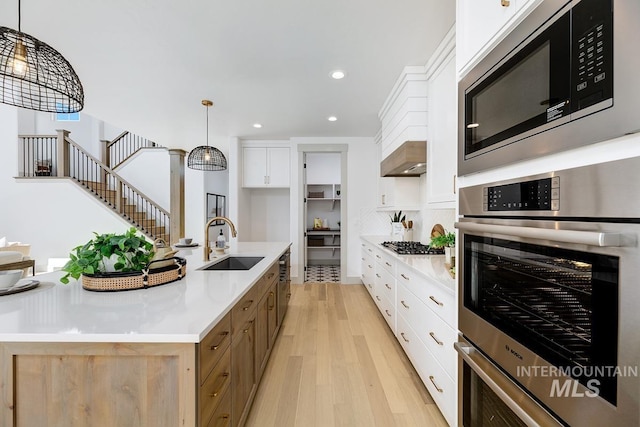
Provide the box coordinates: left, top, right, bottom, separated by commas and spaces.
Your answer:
19, 130, 171, 243
103, 131, 159, 170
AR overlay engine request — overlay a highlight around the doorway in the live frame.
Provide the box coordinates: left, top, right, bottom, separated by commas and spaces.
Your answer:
297, 145, 347, 283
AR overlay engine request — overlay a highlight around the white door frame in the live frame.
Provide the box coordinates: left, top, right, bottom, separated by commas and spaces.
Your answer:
296, 144, 348, 284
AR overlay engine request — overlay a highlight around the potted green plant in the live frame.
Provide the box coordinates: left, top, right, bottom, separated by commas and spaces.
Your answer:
389, 211, 406, 236
60, 228, 155, 284
429, 231, 456, 265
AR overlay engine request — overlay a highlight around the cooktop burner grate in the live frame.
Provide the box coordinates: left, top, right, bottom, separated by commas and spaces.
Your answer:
381, 241, 445, 255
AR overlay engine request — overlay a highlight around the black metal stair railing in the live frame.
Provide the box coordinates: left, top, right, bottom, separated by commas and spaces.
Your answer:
104, 131, 158, 169
18, 133, 170, 242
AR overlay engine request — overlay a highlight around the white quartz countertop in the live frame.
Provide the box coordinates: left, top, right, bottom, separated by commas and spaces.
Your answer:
0, 241, 291, 343
360, 235, 456, 294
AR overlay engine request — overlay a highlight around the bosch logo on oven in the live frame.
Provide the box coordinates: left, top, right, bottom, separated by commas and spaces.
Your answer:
505, 344, 524, 360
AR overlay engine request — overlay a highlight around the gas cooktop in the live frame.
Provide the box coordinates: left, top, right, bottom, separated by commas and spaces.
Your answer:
381, 241, 445, 255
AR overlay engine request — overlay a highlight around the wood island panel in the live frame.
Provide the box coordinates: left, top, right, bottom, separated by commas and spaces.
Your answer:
0, 342, 196, 427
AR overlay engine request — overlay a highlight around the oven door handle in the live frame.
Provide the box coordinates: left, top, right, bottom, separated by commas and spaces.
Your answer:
455, 222, 623, 247
455, 341, 562, 427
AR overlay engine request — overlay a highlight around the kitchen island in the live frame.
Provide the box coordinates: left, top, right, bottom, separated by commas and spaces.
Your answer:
0, 241, 291, 427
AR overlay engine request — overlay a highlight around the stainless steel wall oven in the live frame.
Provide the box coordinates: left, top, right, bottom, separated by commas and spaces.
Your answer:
455, 158, 640, 426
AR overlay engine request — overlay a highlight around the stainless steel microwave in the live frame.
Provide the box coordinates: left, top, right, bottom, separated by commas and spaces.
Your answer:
458, 0, 640, 176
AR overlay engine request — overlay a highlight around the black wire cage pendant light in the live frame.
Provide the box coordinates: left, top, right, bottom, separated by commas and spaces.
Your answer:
187, 99, 227, 171
0, 0, 84, 113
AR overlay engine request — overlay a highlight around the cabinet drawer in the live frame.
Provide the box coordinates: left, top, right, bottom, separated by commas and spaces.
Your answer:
396, 315, 456, 426
378, 293, 396, 334
396, 263, 455, 327
200, 312, 231, 385
374, 248, 395, 275
206, 387, 231, 427
263, 262, 279, 287
375, 263, 395, 306
232, 286, 260, 334
397, 282, 456, 379
200, 347, 231, 426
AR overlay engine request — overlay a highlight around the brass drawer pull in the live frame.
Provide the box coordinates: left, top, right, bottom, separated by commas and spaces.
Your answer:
243, 320, 254, 333
376, 254, 381, 259
376, 273, 381, 278
385, 261, 392, 267
385, 283, 391, 290
501, 0, 510, 6
368, 283, 373, 289
400, 273, 409, 280
268, 291, 275, 310
429, 375, 444, 393
210, 331, 229, 350
429, 295, 443, 306
375, 295, 381, 301
429, 332, 444, 346
385, 309, 391, 317
400, 332, 409, 342
400, 300, 409, 309
368, 264, 373, 269
242, 300, 254, 311
368, 248, 373, 252
208, 372, 230, 398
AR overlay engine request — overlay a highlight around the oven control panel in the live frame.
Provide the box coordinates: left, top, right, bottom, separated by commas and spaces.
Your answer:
484, 176, 560, 211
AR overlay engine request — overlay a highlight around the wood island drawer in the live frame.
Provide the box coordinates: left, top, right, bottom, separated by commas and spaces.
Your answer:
200, 346, 231, 426
205, 378, 232, 427
200, 313, 231, 385
232, 285, 260, 332
263, 262, 279, 287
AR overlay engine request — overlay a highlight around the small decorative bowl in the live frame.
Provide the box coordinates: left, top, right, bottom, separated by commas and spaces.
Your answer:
0, 269, 23, 289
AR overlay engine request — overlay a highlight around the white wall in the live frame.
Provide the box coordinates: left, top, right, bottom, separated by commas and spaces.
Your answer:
17, 109, 126, 160
116, 149, 170, 211
305, 152, 341, 184
246, 189, 290, 242
0, 105, 138, 273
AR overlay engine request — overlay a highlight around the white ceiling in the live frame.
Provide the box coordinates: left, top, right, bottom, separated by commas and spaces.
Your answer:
1, 0, 455, 149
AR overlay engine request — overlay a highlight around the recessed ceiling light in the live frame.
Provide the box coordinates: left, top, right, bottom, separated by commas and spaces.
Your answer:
330, 70, 345, 79
253, 123, 262, 128
327, 116, 337, 122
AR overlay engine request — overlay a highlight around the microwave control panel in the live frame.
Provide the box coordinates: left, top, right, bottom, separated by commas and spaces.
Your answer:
484, 177, 560, 212
571, 0, 613, 110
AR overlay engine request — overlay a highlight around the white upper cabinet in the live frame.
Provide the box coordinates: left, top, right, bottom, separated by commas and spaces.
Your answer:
456, 0, 542, 78
426, 30, 457, 208
242, 145, 290, 188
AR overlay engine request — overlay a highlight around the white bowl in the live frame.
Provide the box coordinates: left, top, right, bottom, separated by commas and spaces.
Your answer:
179, 237, 193, 245
0, 269, 23, 289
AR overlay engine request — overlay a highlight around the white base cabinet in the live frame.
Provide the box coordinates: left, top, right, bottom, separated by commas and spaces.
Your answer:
361, 238, 457, 426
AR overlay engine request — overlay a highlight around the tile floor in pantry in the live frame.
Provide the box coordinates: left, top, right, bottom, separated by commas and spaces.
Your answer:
305, 265, 340, 283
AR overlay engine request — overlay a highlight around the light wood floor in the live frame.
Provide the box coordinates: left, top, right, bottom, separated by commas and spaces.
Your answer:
245, 283, 449, 427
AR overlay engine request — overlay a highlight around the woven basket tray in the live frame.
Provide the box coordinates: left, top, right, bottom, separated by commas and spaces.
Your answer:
81, 257, 187, 292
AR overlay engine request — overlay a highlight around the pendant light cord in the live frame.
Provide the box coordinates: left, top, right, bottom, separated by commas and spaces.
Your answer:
18, 0, 21, 32
206, 103, 209, 147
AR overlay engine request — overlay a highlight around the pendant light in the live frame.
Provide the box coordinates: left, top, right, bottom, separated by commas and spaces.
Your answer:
0, 0, 84, 112
187, 99, 228, 171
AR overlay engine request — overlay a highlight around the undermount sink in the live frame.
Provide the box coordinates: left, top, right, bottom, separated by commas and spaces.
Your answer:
199, 256, 264, 271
